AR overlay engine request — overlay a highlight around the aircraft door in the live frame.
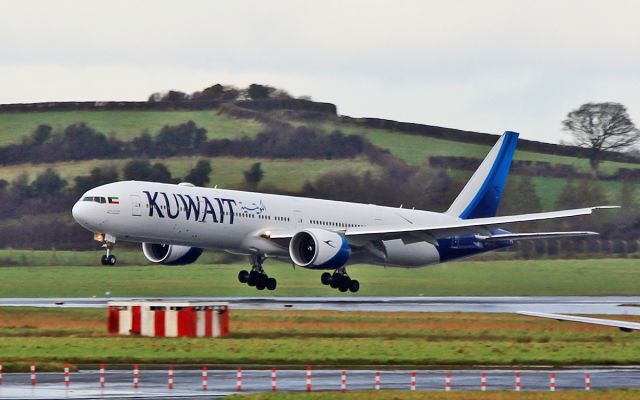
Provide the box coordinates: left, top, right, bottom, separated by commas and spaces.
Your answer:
294, 210, 304, 230
131, 195, 142, 216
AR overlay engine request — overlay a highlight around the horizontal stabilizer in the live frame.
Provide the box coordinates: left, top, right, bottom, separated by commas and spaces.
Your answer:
518, 311, 640, 332
476, 231, 598, 241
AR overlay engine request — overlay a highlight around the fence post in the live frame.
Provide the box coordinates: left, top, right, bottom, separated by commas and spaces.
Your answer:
410, 371, 416, 391
271, 368, 277, 392
306, 365, 312, 392
168, 365, 173, 390
133, 364, 139, 389
481, 372, 486, 391
515, 372, 521, 391
341, 370, 347, 393
30, 361, 36, 385
202, 367, 208, 390
99, 364, 105, 388
585, 373, 591, 391
375, 371, 381, 390
549, 373, 556, 392
64, 363, 70, 387
236, 368, 242, 392
445, 372, 451, 391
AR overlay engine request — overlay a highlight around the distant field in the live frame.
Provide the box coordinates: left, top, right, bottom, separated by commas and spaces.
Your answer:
0, 110, 263, 145
1, 110, 638, 176
0, 156, 379, 192
0, 258, 637, 297
1, 308, 640, 370
329, 121, 640, 174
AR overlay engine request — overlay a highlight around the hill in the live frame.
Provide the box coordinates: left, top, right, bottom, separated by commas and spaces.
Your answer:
0, 84, 638, 255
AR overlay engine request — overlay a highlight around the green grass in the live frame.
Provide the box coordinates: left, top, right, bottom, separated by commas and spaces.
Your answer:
0, 259, 638, 297
2, 308, 640, 369
0, 156, 379, 191
326, 121, 640, 174
0, 110, 263, 145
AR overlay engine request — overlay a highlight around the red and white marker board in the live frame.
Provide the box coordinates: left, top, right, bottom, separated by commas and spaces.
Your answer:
107, 301, 229, 337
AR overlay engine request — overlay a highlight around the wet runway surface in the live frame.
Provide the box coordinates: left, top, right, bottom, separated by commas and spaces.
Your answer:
2, 296, 640, 314
1, 368, 639, 398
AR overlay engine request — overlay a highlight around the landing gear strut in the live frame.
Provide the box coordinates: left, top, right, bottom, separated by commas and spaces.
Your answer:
238, 255, 277, 291
321, 267, 359, 293
97, 233, 117, 266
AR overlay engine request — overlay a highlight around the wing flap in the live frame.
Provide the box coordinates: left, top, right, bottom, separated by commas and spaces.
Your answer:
476, 231, 598, 241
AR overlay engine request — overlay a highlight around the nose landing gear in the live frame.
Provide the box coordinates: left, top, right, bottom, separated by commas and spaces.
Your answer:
96, 233, 117, 266
321, 268, 359, 293
238, 255, 277, 291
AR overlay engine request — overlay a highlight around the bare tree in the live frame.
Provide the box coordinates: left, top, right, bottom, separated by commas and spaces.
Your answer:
562, 102, 640, 171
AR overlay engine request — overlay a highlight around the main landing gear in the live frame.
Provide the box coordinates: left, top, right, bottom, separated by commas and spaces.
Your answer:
321, 267, 360, 293
238, 255, 277, 291
100, 247, 117, 266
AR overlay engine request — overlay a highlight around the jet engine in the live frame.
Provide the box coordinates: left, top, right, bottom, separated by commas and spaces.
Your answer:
142, 243, 203, 265
289, 229, 350, 269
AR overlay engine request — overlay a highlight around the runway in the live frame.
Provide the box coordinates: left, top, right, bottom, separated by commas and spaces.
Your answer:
1, 296, 640, 314
0, 367, 639, 398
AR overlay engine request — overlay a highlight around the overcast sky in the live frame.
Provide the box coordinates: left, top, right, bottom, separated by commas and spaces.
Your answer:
1, 0, 639, 143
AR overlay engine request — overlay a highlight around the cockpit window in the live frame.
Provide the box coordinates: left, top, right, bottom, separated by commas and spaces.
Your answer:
82, 196, 107, 204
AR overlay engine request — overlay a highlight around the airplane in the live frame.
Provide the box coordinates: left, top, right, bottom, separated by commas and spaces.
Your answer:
71, 131, 617, 292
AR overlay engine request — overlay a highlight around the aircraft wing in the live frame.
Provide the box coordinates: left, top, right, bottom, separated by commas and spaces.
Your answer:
518, 311, 640, 332
343, 206, 617, 241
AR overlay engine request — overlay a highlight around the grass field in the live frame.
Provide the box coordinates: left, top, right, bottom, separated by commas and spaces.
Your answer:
2, 110, 638, 176
327, 121, 640, 174
0, 258, 637, 297
2, 308, 640, 370
0, 110, 263, 145
0, 156, 379, 192
234, 390, 640, 399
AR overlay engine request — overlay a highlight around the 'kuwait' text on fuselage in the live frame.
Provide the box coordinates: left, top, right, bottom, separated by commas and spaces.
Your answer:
144, 191, 237, 224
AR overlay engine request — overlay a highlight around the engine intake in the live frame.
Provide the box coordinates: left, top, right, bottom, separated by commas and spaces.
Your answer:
142, 243, 203, 265
289, 229, 350, 269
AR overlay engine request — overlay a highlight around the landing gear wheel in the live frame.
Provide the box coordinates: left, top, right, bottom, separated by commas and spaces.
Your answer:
256, 280, 266, 290
330, 273, 341, 289
266, 277, 277, 291
100, 255, 108, 265
349, 279, 360, 293
338, 276, 351, 292
107, 255, 117, 265
321, 272, 332, 285
247, 271, 259, 287
238, 270, 249, 283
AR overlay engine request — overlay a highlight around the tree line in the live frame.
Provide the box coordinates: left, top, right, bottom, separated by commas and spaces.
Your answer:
0, 121, 379, 166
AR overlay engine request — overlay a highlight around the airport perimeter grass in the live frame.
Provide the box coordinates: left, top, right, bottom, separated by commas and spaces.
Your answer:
2, 308, 640, 370
0, 258, 638, 297
235, 391, 640, 400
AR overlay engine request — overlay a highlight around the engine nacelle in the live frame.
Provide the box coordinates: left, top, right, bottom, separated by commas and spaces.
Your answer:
142, 243, 203, 265
289, 229, 350, 269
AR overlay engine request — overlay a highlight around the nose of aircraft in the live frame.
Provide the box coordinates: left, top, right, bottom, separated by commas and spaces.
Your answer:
71, 200, 89, 225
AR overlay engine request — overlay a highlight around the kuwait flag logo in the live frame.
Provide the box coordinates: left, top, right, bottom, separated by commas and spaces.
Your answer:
108, 197, 120, 204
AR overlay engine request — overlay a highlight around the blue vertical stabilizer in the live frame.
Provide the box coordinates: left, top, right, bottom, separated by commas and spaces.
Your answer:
446, 131, 519, 219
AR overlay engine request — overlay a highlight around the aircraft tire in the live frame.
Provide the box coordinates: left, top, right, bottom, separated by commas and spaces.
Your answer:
100, 255, 108, 265
266, 277, 277, 290
238, 270, 249, 283
247, 271, 259, 286
338, 277, 351, 292
321, 272, 332, 285
349, 279, 360, 293
107, 255, 117, 265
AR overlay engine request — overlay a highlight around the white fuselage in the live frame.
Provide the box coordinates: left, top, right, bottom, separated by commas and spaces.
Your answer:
72, 181, 460, 267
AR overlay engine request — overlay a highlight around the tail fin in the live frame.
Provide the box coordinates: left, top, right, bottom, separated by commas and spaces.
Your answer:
446, 131, 519, 219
